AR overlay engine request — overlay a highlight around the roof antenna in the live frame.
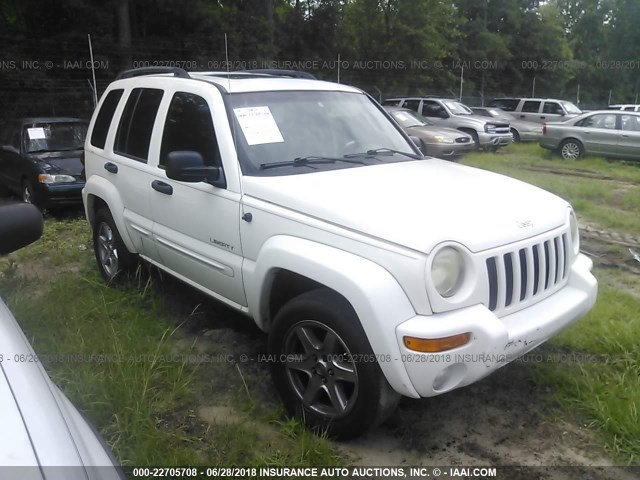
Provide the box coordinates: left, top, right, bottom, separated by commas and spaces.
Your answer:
224, 33, 247, 219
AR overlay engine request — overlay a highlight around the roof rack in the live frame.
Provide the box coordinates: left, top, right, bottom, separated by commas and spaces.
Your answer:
116, 67, 191, 80
237, 69, 317, 80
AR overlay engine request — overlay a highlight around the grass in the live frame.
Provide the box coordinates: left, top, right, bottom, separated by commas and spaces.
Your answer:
465, 144, 640, 464
0, 215, 341, 468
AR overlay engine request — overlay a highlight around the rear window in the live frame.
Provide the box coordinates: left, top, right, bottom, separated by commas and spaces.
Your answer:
91, 89, 124, 149
115, 88, 164, 162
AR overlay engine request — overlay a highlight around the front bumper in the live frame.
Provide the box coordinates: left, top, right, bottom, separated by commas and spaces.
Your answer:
427, 142, 475, 159
477, 132, 513, 148
33, 181, 85, 208
395, 253, 597, 397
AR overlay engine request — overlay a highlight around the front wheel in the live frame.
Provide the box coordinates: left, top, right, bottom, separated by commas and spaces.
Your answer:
93, 208, 137, 283
22, 180, 35, 204
510, 128, 520, 143
269, 289, 400, 439
559, 139, 583, 160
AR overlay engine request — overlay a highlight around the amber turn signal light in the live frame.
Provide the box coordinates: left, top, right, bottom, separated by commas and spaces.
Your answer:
403, 332, 471, 353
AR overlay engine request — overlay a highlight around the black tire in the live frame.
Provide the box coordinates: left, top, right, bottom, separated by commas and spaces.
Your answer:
269, 289, 400, 439
461, 129, 479, 149
92, 208, 137, 283
510, 128, 520, 143
559, 139, 583, 160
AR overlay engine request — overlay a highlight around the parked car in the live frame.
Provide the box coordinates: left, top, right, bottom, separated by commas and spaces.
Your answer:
0, 202, 123, 478
487, 97, 582, 124
382, 97, 512, 150
607, 104, 640, 112
384, 106, 474, 159
540, 110, 640, 160
470, 107, 543, 142
0, 118, 87, 209
83, 67, 597, 439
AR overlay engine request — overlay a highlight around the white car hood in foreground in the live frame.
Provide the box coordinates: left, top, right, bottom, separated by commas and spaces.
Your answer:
0, 299, 121, 480
243, 159, 569, 253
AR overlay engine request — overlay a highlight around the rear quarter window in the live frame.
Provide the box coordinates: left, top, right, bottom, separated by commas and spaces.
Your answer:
488, 99, 519, 111
114, 88, 164, 162
91, 89, 124, 149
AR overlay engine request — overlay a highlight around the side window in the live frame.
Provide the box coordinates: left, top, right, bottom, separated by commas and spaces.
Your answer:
581, 113, 617, 129
621, 115, 640, 132
160, 92, 220, 168
542, 102, 562, 114
421, 101, 444, 117
91, 89, 124, 148
402, 99, 421, 112
115, 88, 164, 162
521, 101, 541, 113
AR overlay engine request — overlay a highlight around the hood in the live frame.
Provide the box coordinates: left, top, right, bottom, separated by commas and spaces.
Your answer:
242, 160, 569, 253
0, 366, 40, 468
0, 299, 83, 469
28, 150, 84, 176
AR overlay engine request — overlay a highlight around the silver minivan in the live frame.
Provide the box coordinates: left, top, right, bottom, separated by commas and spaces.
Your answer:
487, 98, 582, 124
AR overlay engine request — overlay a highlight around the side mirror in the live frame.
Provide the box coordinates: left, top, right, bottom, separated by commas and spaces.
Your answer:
165, 151, 223, 185
438, 110, 449, 119
0, 203, 43, 255
1, 145, 19, 154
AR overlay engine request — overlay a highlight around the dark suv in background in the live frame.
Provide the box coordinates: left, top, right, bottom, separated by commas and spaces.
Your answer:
0, 118, 87, 209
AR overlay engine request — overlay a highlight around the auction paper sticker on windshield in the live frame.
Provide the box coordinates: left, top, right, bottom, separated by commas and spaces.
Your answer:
27, 127, 46, 140
394, 112, 410, 121
233, 106, 284, 145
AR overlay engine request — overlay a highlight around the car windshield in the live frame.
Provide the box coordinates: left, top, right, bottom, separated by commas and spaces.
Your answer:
23, 122, 87, 153
391, 110, 430, 128
228, 90, 417, 176
561, 101, 582, 115
442, 100, 473, 115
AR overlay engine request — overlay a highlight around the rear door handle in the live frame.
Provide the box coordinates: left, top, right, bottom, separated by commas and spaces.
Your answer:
152, 180, 173, 195
104, 162, 118, 174
540, 116, 546, 119
519, 115, 526, 119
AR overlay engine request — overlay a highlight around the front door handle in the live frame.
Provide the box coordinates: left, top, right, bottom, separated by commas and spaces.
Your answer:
152, 180, 173, 195
104, 162, 118, 174
519, 114, 526, 119
540, 116, 546, 119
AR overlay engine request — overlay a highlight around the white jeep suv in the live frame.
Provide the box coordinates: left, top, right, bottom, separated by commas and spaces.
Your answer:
83, 67, 597, 439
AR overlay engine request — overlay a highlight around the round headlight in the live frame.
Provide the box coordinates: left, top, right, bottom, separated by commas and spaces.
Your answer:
569, 211, 580, 255
431, 247, 464, 298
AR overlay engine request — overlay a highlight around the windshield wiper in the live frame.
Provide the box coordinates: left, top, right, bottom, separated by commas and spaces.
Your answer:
260, 156, 367, 170
343, 147, 421, 160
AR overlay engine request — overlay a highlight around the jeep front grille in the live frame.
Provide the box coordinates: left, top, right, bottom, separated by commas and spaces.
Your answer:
485, 232, 570, 314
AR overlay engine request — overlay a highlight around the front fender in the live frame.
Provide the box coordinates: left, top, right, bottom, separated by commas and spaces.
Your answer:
247, 235, 420, 398
82, 176, 137, 254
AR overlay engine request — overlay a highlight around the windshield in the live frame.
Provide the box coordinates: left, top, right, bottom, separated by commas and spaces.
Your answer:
390, 110, 430, 128
23, 122, 87, 153
561, 101, 582, 115
228, 91, 417, 176
442, 100, 473, 115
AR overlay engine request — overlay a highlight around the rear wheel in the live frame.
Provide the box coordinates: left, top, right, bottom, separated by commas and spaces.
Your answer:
93, 208, 137, 283
559, 139, 583, 159
269, 289, 400, 439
